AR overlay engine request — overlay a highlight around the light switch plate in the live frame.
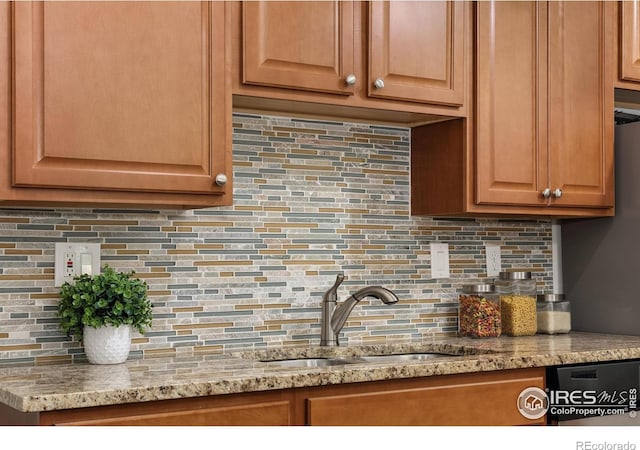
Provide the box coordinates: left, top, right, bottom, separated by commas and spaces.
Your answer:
55, 243, 101, 287
430, 242, 450, 279
485, 244, 502, 277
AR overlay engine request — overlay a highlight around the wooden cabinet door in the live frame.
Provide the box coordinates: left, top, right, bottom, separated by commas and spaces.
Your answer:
475, 1, 548, 207
242, 1, 355, 95
547, 1, 614, 209
305, 368, 546, 426
368, 1, 465, 106
50, 402, 293, 426
39, 391, 297, 426
620, 0, 640, 83
12, 2, 230, 197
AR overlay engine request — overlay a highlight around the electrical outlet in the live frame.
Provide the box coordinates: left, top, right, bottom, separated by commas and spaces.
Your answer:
55, 243, 101, 287
63, 252, 75, 277
485, 245, 502, 277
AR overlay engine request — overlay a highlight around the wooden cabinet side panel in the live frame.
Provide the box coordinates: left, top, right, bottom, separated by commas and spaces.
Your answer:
547, 1, 614, 208
12, 1, 229, 196
475, 1, 547, 207
411, 119, 465, 216
368, 1, 465, 106
620, 1, 640, 83
306, 369, 546, 426
242, 1, 354, 95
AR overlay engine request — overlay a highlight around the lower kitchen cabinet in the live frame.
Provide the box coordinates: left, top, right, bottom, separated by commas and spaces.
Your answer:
300, 368, 545, 426
37, 390, 296, 426
1, 367, 545, 426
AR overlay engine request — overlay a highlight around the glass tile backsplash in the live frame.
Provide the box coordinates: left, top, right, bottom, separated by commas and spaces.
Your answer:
0, 113, 552, 363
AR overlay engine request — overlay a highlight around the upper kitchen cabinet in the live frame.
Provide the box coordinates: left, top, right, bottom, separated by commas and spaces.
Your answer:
368, 1, 464, 106
242, 1, 355, 96
233, 1, 469, 125
1, 1, 231, 208
412, 1, 615, 217
617, 0, 640, 90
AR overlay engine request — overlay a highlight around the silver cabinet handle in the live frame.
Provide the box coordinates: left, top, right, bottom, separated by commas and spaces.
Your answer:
345, 74, 356, 86
553, 188, 563, 199
215, 174, 228, 187
541, 188, 551, 199
373, 78, 385, 89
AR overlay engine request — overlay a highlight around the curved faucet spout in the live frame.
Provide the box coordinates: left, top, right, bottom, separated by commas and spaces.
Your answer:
350, 286, 399, 304
330, 286, 399, 339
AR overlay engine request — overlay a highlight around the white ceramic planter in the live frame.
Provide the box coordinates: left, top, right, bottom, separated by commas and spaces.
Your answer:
83, 324, 132, 365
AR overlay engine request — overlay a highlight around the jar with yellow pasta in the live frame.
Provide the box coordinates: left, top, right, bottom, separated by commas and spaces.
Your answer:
495, 271, 537, 336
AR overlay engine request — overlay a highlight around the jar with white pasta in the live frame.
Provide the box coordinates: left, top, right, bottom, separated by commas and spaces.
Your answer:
536, 294, 571, 334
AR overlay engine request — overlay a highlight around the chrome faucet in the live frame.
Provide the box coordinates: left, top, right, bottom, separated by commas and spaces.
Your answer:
320, 274, 399, 346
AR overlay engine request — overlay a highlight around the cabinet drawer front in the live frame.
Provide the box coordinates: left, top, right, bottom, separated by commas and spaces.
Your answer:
307, 373, 545, 426
368, 1, 465, 106
242, 1, 355, 95
13, 2, 229, 195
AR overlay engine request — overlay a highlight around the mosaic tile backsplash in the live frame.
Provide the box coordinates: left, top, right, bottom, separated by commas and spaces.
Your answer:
0, 113, 553, 363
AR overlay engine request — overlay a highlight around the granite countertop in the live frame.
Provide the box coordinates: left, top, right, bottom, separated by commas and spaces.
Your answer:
2, 331, 640, 413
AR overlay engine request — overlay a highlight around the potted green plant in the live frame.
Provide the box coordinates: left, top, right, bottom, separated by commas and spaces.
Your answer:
58, 265, 152, 364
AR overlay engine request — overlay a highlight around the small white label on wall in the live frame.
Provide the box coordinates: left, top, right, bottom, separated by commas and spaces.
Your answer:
430, 242, 450, 279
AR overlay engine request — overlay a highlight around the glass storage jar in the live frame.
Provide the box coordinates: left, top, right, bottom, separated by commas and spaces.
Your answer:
495, 271, 537, 336
536, 294, 571, 334
458, 284, 501, 338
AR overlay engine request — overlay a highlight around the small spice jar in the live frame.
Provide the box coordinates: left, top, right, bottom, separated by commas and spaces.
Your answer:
536, 294, 571, 334
495, 271, 537, 336
459, 284, 501, 338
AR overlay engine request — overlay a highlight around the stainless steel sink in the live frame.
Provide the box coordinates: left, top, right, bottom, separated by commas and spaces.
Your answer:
352, 353, 450, 363
260, 353, 453, 368
260, 357, 358, 368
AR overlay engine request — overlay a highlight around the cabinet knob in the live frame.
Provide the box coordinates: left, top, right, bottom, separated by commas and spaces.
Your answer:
553, 188, 563, 199
214, 174, 228, 187
541, 188, 551, 199
345, 74, 357, 86
373, 78, 385, 89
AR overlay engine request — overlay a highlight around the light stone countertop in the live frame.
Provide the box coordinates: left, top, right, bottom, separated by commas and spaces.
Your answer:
2, 332, 640, 413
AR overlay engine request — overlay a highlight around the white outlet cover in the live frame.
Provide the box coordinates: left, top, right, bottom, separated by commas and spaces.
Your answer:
430, 242, 450, 279
54, 243, 101, 287
485, 244, 502, 277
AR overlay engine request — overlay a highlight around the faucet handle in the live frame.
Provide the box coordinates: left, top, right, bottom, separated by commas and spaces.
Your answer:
322, 274, 344, 303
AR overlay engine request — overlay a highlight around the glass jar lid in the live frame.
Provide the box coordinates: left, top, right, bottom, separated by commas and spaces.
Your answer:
498, 271, 532, 280
537, 293, 566, 303
462, 283, 496, 294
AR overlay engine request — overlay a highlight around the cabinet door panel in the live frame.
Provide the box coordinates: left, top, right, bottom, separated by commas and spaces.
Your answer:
475, 1, 547, 206
54, 401, 292, 426
242, 1, 355, 95
547, 1, 614, 208
306, 369, 545, 426
13, 2, 228, 195
620, 1, 640, 82
368, 1, 464, 106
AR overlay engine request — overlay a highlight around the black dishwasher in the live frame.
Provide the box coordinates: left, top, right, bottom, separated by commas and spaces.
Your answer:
547, 360, 640, 425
